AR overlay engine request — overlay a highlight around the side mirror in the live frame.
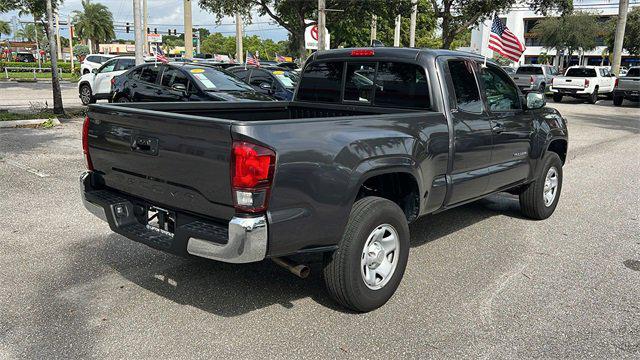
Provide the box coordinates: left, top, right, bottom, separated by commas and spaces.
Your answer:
91, 68, 98, 74
526, 92, 546, 110
259, 82, 272, 91
172, 83, 187, 92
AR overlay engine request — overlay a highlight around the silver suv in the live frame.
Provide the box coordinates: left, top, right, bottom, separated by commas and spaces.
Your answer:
510, 65, 559, 93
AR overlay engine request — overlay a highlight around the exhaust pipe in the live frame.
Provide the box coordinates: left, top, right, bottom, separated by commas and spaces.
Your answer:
272, 257, 310, 279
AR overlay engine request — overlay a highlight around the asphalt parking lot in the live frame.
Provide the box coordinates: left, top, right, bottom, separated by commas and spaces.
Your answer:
0, 81, 83, 110
0, 99, 638, 358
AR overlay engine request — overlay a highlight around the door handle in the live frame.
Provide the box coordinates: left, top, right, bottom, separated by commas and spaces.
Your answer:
492, 121, 505, 133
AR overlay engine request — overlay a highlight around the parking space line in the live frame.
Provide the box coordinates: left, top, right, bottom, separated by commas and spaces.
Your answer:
1, 159, 50, 178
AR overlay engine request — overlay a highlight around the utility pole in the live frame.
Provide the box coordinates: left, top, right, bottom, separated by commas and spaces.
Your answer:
55, 12, 62, 61
235, 13, 243, 63
184, 0, 193, 59
409, 0, 417, 48
317, 0, 326, 51
46, 0, 64, 114
393, 15, 401, 47
611, 0, 629, 75
68, 16, 74, 72
370, 15, 377, 45
143, 0, 149, 55
34, 15, 41, 68
132, 0, 144, 64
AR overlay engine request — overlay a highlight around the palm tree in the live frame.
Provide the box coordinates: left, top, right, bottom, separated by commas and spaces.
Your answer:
0, 20, 10, 38
72, 0, 115, 53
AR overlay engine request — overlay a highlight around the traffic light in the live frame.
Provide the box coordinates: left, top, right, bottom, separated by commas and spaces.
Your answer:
168, 29, 171, 35
154, 28, 157, 34
126, 22, 130, 33
147, 27, 150, 34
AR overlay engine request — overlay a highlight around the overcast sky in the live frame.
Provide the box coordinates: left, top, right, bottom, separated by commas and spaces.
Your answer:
1, 0, 289, 41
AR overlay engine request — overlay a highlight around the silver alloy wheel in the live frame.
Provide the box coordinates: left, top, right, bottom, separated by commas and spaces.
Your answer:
80, 86, 91, 104
360, 224, 400, 290
543, 167, 559, 207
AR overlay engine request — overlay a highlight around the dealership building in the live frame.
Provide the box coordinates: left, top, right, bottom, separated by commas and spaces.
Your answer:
469, 1, 640, 67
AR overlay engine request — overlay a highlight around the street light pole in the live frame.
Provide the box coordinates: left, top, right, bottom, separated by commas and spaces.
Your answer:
318, 0, 326, 51
235, 13, 243, 63
393, 15, 401, 47
409, 0, 417, 48
184, 0, 193, 59
611, 0, 629, 75
68, 16, 74, 72
132, 0, 144, 64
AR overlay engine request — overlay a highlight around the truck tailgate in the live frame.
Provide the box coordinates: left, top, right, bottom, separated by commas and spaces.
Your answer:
87, 105, 235, 220
618, 77, 640, 91
553, 77, 585, 89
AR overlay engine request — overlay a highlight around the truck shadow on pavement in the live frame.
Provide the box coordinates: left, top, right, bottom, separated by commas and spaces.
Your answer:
96, 193, 524, 316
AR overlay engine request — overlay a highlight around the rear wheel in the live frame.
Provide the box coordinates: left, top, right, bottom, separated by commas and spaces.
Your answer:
79, 84, 95, 105
519, 152, 563, 220
552, 93, 563, 102
613, 95, 624, 106
323, 197, 410, 312
538, 83, 546, 93
116, 96, 130, 103
588, 87, 599, 104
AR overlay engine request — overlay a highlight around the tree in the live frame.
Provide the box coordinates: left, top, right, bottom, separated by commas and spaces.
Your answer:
429, 0, 573, 49
606, 7, 640, 56
73, 44, 90, 60
198, 0, 408, 58
72, 0, 115, 53
532, 11, 600, 68
0, 20, 10, 38
45, 0, 63, 114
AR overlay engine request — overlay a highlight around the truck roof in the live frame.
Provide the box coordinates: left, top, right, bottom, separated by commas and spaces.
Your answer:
311, 47, 487, 63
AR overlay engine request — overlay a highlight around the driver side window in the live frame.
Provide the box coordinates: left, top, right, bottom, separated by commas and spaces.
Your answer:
249, 70, 274, 88
478, 65, 521, 111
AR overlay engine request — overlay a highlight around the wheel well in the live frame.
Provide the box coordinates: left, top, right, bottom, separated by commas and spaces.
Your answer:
356, 172, 420, 222
79, 82, 91, 91
547, 139, 567, 164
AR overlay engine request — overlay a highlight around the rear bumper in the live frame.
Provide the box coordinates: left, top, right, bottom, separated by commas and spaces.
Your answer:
80, 171, 267, 263
551, 87, 589, 96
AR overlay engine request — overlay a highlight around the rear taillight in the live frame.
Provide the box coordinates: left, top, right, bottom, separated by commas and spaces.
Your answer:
82, 117, 94, 171
530, 76, 534, 84
231, 141, 275, 213
584, 79, 590, 88
614, 78, 619, 87
111, 77, 116, 86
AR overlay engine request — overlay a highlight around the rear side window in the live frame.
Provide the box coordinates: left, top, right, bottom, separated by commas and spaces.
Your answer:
297, 62, 344, 102
566, 68, 596, 77
161, 68, 189, 88
448, 60, 482, 113
516, 66, 543, 75
231, 69, 250, 81
114, 59, 135, 71
139, 65, 160, 83
627, 68, 640, 77
374, 62, 429, 108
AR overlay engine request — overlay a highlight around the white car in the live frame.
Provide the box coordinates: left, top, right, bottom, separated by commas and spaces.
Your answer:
551, 66, 616, 104
80, 54, 116, 75
78, 56, 136, 105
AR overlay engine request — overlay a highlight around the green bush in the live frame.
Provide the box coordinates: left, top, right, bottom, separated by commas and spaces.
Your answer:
0, 61, 80, 74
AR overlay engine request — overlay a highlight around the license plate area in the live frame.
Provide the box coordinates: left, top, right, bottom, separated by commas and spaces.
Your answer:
146, 206, 175, 238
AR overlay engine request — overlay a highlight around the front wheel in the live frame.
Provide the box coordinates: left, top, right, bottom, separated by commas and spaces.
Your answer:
79, 84, 95, 106
323, 197, 410, 312
519, 152, 563, 220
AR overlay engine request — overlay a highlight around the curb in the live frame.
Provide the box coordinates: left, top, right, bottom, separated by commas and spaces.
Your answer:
0, 118, 61, 128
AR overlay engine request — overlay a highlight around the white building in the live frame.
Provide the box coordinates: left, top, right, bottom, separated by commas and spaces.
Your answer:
470, 0, 640, 67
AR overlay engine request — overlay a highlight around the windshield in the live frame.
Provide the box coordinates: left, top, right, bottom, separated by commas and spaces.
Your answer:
186, 66, 253, 91
516, 66, 543, 75
271, 70, 298, 88
566, 68, 596, 77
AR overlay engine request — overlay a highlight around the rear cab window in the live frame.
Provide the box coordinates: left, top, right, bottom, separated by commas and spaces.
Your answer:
516, 66, 543, 75
296, 60, 430, 109
566, 68, 597, 77
626, 68, 640, 77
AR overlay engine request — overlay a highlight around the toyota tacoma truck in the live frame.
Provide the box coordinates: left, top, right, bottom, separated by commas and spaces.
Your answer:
80, 48, 568, 312
510, 64, 558, 93
612, 66, 640, 106
551, 65, 616, 104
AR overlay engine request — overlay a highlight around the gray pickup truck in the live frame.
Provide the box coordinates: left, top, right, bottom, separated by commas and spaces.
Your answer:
81, 48, 568, 312
510, 64, 558, 93
613, 66, 640, 106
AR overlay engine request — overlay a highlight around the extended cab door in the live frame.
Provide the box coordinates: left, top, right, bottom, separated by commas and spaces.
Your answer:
477, 63, 532, 191
442, 59, 494, 205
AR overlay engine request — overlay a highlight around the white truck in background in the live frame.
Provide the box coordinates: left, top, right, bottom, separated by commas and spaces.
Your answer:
551, 66, 616, 104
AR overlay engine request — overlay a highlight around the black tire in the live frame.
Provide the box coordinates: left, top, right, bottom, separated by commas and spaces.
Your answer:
613, 95, 624, 106
79, 84, 95, 106
538, 83, 546, 94
116, 96, 130, 103
552, 93, 563, 102
588, 87, 599, 104
519, 152, 563, 220
323, 196, 410, 312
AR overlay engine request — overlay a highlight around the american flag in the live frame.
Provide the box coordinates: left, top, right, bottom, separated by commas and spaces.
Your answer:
154, 45, 168, 63
488, 15, 525, 62
246, 51, 260, 66
275, 53, 286, 62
